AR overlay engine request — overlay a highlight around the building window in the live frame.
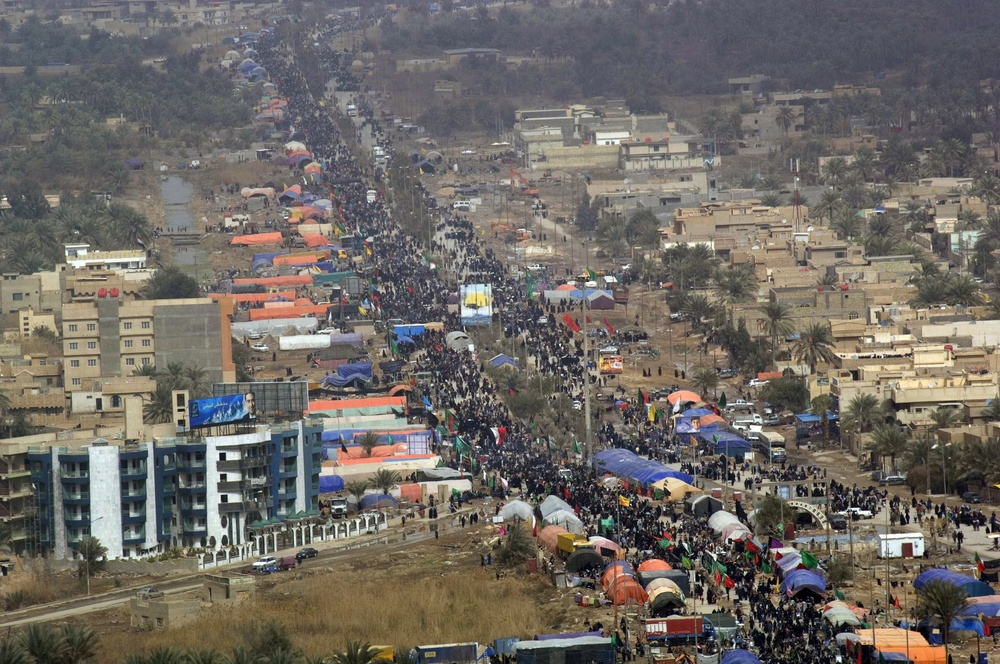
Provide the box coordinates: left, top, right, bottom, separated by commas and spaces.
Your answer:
87, 359, 96, 367
125, 358, 135, 366
141, 339, 150, 347
72, 378, 81, 386
12, 293, 22, 301
68, 324, 77, 332
70, 360, 79, 368
141, 357, 150, 365
848, 311, 860, 320
124, 340, 133, 348
69, 342, 78, 350
87, 342, 96, 350
141, 321, 150, 329
86, 323, 96, 331
123, 322, 132, 330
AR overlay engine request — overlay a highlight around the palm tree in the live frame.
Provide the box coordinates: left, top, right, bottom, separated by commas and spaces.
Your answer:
143, 384, 173, 424
358, 431, 380, 458
983, 395, 1000, 423
0, 639, 30, 664
823, 157, 849, 187
915, 580, 968, 663
330, 643, 382, 664
229, 648, 259, 664
19, 624, 66, 664
371, 468, 401, 495
60, 625, 99, 664
842, 393, 883, 434
945, 275, 983, 306
688, 367, 719, 400
714, 265, 756, 322
830, 208, 862, 241
812, 190, 842, 225
864, 234, 900, 257
816, 273, 838, 287
145, 648, 185, 664
494, 523, 535, 567
791, 322, 836, 374
345, 480, 369, 505
929, 407, 962, 434
132, 363, 158, 378
183, 365, 211, 399
76, 535, 107, 581
757, 302, 793, 363
683, 294, 717, 329
775, 106, 796, 137
871, 425, 908, 473
760, 193, 784, 208
159, 362, 187, 390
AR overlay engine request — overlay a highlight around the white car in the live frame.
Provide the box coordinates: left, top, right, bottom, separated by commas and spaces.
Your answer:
526, 264, 544, 273
251, 556, 277, 569
316, 328, 338, 334
837, 507, 874, 520
251, 343, 270, 352
460, 149, 476, 155
572, 401, 582, 411
747, 378, 770, 388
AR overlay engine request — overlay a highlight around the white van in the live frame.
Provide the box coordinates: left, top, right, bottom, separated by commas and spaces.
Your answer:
366, 189, 377, 204
452, 200, 472, 211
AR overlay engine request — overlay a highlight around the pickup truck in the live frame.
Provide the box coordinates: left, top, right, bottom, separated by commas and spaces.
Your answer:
330, 496, 348, 519
836, 507, 874, 520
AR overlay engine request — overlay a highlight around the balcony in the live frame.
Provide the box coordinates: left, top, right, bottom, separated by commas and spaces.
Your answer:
121, 488, 146, 499
60, 471, 89, 481
120, 463, 147, 479
62, 491, 90, 503
122, 528, 146, 543
64, 513, 91, 525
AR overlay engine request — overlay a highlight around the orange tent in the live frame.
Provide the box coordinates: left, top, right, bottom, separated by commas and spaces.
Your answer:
336, 454, 434, 466
388, 384, 413, 396
637, 559, 672, 572
600, 561, 633, 589
308, 397, 406, 413
231, 232, 283, 246
234, 275, 313, 287
336, 442, 408, 459
302, 234, 328, 248
556, 284, 576, 291
699, 413, 727, 426
248, 305, 330, 321
537, 525, 568, 555
605, 576, 648, 605
399, 483, 422, 503
209, 291, 296, 303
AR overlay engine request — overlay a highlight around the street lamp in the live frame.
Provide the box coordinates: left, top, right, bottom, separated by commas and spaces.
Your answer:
931, 443, 952, 496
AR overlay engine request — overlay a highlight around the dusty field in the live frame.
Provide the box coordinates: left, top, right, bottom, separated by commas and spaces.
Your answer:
87, 530, 589, 663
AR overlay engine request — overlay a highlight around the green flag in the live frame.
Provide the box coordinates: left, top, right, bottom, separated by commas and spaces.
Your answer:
390, 336, 400, 356
715, 561, 728, 575
712, 434, 719, 444
525, 274, 536, 301
658, 538, 670, 549
455, 436, 471, 457
801, 550, 819, 569
760, 561, 772, 574
586, 267, 597, 280
573, 440, 581, 455
719, 391, 727, 409
834, 588, 845, 600
387, 433, 394, 446
681, 555, 693, 570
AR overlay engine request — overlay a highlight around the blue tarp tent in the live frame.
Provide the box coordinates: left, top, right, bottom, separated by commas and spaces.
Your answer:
489, 354, 520, 369
318, 475, 344, 493
359, 494, 398, 510
697, 430, 752, 457
595, 449, 694, 485
794, 412, 839, 423
916, 617, 984, 640
721, 650, 761, 664
680, 407, 714, 418
914, 569, 995, 597
877, 653, 911, 663
394, 324, 427, 338
321, 361, 373, 388
780, 569, 826, 596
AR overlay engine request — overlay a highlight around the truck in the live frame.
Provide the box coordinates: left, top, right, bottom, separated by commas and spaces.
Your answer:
753, 431, 786, 463
330, 496, 348, 519
346, 103, 358, 118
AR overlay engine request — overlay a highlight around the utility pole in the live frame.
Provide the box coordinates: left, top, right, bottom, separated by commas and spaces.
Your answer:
583, 295, 593, 472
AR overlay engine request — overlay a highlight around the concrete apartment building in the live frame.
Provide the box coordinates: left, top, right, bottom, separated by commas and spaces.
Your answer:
62, 297, 236, 394
29, 421, 322, 559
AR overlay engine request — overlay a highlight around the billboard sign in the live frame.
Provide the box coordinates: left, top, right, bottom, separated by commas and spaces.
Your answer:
459, 284, 493, 326
598, 355, 623, 375
189, 393, 256, 428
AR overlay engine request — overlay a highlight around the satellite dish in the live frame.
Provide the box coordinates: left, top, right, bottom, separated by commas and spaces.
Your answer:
807, 225, 814, 231
623, 178, 633, 185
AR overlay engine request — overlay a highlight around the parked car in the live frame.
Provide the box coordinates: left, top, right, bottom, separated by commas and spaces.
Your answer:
136, 587, 163, 600
252, 555, 277, 570
837, 507, 874, 520
634, 348, 660, 357
962, 491, 983, 504
747, 378, 770, 388
879, 474, 907, 486
871, 470, 885, 482
718, 367, 738, 379
296, 547, 319, 561
251, 343, 270, 352
763, 416, 781, 426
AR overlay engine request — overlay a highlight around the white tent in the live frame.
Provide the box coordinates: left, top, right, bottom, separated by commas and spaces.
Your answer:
546, 508, 584, 534
540, 495, 574, 519
707, 511, 741, 534
500, 500, 534, 522
278, 335, 332, 351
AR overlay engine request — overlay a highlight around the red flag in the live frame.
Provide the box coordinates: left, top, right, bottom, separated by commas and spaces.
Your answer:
723, 575, 735, 589
491, 426, 507, 447
562, 314, 581, 333
976, 552, 985, 573
745, 539, 758, 554
893, 595, 901, 608
603, 317, 615, 335
586, 315, 592, 324
714, 569, 722, 585
509, 387, 516, 396
532, 520, 538, 537
641, 390, 650, 405
661, 530, 672, 540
